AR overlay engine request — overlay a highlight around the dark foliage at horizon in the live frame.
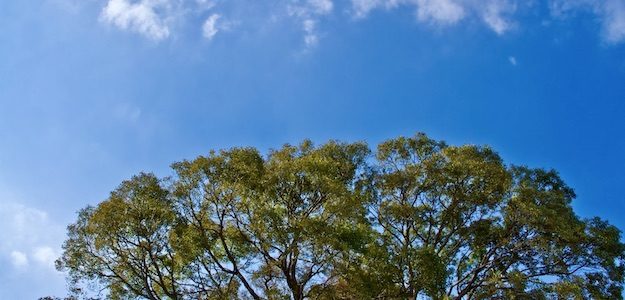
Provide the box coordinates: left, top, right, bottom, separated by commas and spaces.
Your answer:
54, 133, 625, 299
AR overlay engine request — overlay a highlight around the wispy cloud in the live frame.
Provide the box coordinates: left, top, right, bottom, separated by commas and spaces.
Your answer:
287, 0, 335, 48
195, 0, 216, 11
100, 0, 172, 40
416, 0, 465, 26
0, 195, 66, 298
0, 200, 63, 273
349, 0, 403, 19
597, 0, 625, 43
33, 246, 58, 269
303, 19, 320, 47
95, 0, 625, 44
202, 13, 221, 40
550, 0, 625, 44
348, 0, 517, 34
10, 251, 29, 269
309, 0, 334, 15
480, 0, 516, 35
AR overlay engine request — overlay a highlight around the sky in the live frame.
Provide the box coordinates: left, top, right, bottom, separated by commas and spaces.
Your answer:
1, 0, 624, 298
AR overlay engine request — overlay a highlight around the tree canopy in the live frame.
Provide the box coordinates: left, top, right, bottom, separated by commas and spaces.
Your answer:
56, 133, 625, 300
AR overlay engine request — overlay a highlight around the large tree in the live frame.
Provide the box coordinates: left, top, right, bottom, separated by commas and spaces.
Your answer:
57, 134, 625, 299
352, 133, 625, 299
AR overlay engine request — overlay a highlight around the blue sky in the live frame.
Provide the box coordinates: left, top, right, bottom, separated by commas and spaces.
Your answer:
1, 0, 624, 298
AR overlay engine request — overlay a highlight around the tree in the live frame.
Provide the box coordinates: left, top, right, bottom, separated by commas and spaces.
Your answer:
58, 141, 371, 300
57, 134, 625, 299
57, 173, 185, 300
359, 134, 625, 299
168, 141, 370, 300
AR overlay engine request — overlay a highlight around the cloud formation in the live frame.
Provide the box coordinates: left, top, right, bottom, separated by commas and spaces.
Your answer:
480, 0, 516, 35
348, 0, 518, 34
10, 251, 28, 269
416, 0, 465, 25
287, 0, 335, 48
202, 13, 221, 40
96, 0, 625, 44
603, 1, 625, 43
33, 246, 59, 269
100, 0, 172, 40
0, 192, 66, 298
0, 201, 63, 273
349, 0, 396, 18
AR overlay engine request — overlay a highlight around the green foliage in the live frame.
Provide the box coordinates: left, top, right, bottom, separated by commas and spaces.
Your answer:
57, 133, 625, 300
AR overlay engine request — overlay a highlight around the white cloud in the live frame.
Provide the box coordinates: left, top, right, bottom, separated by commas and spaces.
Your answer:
195, 0, 216, 11
202, 13, 221, 40
351, 0, 382, 18
350, 0, 404, 18
601, 0, 625, 43
33, 247, 59, 269
92, 0, 625, 45
289, 0, 334, 17
416, 0, 465, 25
287, 0, 335, 48
480, 0, 516, 35
100, 0, 171, 40
550, 0, 625, 43
10, 251, 28, 269
350, 0, 517, 33
509, 56, 517, 66
0, 196, 66, 298
308, 0, 334, 15
348, 0, 624, 41
0, 200, 64, 273
549, 0, 592, 17
303, 19, 320, 47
